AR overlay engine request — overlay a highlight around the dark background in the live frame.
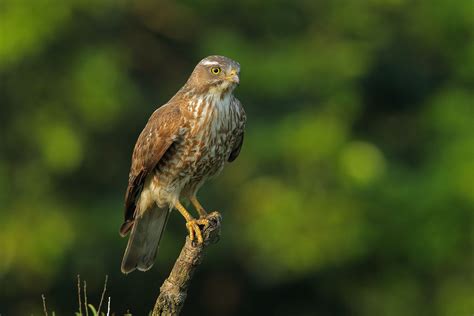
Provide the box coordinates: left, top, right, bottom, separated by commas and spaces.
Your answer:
1, 0, 473, 315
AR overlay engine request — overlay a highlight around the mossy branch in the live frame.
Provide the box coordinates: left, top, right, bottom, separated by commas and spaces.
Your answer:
152, 212, 222, 316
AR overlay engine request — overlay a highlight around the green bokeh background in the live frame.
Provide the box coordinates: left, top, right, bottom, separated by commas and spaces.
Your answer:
1, 0, 473, 315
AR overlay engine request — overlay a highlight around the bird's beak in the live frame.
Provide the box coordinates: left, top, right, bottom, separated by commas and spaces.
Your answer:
226, 69, 240, 85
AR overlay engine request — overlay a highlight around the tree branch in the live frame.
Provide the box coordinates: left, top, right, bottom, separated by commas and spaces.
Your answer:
152, 211, 222, 316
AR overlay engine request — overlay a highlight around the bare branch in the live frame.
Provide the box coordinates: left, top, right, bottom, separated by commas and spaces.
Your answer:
152, 211, 222, 316
41, 294, 48, 316
77, 275, 82, 316
83, 281, 89, 316
97, 275, 109, 314
107, 297, 111, 316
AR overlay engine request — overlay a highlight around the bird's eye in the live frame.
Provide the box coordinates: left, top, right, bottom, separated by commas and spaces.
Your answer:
210, 67, 221, 75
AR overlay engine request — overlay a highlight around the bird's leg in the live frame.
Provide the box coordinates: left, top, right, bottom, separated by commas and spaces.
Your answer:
175, 201, 204, 244
190, 195, 208, 218
189, 195, 212, 229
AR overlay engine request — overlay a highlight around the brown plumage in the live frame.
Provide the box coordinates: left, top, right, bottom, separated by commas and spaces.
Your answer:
120, 55, 246, 273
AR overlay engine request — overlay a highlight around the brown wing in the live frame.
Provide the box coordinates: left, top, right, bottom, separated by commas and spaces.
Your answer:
228, 99, 246, 162
228, 132, 244, 162
120, 103, 185, 236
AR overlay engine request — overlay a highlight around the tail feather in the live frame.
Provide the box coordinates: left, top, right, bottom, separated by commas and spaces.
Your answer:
121, 206, 170, 274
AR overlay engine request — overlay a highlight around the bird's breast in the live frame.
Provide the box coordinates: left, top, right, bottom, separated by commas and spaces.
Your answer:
183, 94, 240, 174
151, 93, 244, 201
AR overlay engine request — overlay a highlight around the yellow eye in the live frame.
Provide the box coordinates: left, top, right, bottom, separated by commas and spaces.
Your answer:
210, 67, 221, 75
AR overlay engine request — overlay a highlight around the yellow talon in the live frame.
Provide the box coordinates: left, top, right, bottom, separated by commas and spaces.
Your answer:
196, 218, 210, 228
175, 200, 211, 244
185, 221, 194, 241
186, 220, 204, 244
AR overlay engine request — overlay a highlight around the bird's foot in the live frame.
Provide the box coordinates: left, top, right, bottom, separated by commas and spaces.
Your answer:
186, 212, 221, 244
196, 217, 210, 228
199, 211, 220, 219
197, 211, 221, 227
186, 219, 204, 244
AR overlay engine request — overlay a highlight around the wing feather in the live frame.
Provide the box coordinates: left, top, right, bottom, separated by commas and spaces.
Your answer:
228, 132, 244, 162
121, 103, 184, 236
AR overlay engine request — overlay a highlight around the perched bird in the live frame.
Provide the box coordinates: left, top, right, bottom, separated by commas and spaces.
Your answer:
119, 55, 246, 274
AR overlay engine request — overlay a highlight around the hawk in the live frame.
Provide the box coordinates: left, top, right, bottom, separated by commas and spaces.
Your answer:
119, 55, 246, 274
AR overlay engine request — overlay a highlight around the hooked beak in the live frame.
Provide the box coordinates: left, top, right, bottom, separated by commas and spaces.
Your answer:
226, 69, 240, 85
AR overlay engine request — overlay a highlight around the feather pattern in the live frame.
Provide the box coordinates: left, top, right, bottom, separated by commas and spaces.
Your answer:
120, 55, 246, 273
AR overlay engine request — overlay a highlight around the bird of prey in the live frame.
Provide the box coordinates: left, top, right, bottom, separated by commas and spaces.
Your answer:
119, 55, 246, 274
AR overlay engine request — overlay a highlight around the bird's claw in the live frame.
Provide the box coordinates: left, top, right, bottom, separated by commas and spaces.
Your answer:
196, 217, 210, 228
185, 212, 219, 244
186, 219, 204, 244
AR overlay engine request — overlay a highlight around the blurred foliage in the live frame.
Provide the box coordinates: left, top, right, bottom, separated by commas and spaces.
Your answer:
0, 0, 473, 315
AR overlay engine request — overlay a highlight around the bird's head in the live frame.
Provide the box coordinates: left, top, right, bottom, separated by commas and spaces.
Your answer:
187, 55, 240, 96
